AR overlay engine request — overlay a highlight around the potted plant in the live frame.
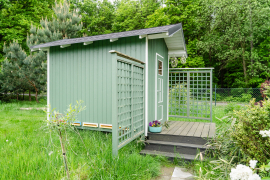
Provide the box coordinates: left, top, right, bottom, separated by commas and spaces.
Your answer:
149, 120, 162, 133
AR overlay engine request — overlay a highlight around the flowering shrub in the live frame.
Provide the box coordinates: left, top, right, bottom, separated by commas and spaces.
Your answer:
230, 160, 261, 180
231, 98, 270, 163
149, 120, 161, 127
229, 130, 270, 180
260, 130, 270, 138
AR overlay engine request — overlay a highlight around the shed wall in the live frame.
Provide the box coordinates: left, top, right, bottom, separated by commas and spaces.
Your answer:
49, 36, 145, 131
148, 38, 169, 123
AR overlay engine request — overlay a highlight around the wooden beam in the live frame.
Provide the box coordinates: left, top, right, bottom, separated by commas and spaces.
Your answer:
148, 32, 168, 39
83, 41, 93, 45
168, 50, 187, 57
110, 38, 118, 42
109, 50, 145, 64
60, 44, 70, 48
31, 48, 39, 52
139, 34, 147, 39
39, 47, 49, 51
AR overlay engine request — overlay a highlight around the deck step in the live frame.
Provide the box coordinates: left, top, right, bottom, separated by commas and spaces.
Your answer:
148, 133, 208, 145
140, 149, 197, 161
144, 140, 207, 155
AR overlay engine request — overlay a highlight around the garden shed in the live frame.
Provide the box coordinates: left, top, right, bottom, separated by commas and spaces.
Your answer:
31, 23, 188, 155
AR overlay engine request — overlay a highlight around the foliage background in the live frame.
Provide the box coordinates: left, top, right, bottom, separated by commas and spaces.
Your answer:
1, 0, 270, 88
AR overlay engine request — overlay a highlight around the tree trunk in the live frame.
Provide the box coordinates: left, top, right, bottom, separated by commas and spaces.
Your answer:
249, 3, 254, 72
29, 90, 31, 101
242, 55, 248, 85
58, 129, 70, 180
35, 90, 39, 103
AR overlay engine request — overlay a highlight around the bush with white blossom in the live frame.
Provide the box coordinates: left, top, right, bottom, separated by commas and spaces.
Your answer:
230, 160, 260, 180
259, 130, 270, 138
230, 130, 270, 180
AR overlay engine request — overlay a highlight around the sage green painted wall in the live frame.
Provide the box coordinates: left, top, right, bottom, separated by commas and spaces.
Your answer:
49, 36, 145, 131
148, 38, 168, 123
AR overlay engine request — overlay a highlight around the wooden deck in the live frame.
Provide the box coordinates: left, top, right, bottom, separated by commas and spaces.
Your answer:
154, 121, 215, 138
141, 121, 216, 161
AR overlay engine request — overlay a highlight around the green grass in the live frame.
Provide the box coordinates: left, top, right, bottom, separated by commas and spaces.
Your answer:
169, 105, 227, 126
0, 101, 165, 180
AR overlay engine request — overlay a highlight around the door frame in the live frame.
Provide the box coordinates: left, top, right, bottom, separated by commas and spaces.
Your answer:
155, 53, 164, 121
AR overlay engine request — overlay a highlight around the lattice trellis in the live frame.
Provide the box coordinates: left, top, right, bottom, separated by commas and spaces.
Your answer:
169, 70, 212, 121
111, 51, 145, 156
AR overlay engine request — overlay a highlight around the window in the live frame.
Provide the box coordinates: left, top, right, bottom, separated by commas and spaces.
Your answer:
158, 60, 163, 75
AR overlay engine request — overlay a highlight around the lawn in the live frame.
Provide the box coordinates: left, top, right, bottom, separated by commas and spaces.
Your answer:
169, 104, 229, 126
0, 101, 164, 180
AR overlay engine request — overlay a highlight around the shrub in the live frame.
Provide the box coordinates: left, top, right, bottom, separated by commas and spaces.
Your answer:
240, 94, 252, 102
231, 98, 270, 163
224, 102, 242, 113
212, 92, 222, 101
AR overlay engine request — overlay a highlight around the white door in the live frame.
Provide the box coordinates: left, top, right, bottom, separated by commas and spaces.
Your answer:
156, 53, 164, 122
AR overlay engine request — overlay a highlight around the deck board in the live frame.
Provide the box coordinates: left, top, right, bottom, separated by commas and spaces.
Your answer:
160, 121, 177, 134
208, 123, 216, 138
186, 122, 200, 136
193, 123, 205, 137
201, 123, 210, 137
179, 122, 195, 136
173, 122, 189, 135
165, 121, 184, 135
149, 121, 215, 138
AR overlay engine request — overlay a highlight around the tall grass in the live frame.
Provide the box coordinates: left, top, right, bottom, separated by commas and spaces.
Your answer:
0, 101, 164, 179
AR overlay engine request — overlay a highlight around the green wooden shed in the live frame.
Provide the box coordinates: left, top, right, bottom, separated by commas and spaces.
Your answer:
31, 23, 187, 155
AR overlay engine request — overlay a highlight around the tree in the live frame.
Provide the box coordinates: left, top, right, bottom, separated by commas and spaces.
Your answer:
112, 0, 160, 32
0, 41, 38, 100
1, 41, 46, 102
26, 0, 82, 102
27, 0, 82, 46
0, 0, 82, 103
71, 0, 115, 36
0, 0, 57, 61
146, 0, 204, 69
197, 0, 270, 87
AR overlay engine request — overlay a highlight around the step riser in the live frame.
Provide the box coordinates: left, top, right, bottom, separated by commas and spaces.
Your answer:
140, 152, 193, 162
144, 144, 205, 155
148, 134, 208, 145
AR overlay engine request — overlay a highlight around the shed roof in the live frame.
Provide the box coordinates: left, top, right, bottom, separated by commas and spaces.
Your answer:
30, 23, 182, 47
31, 23, 187, 57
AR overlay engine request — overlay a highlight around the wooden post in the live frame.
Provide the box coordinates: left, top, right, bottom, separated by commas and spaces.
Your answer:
111, 52, 118, 157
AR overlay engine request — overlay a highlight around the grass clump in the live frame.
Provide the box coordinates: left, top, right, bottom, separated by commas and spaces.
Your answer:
0, 101, 162, 179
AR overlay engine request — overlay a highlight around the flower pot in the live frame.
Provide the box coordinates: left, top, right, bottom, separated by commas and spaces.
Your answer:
149, 126, 162, 133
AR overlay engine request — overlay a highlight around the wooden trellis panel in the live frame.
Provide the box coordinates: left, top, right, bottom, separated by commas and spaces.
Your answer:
111, 51, 145, 156
169, 70, 212, 121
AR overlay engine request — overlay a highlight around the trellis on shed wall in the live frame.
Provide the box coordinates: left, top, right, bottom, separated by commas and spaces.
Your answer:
110, 51, 145, 156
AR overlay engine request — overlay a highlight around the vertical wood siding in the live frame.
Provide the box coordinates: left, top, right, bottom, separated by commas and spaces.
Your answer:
148, 38, 168, 123
49, 36, 145, 131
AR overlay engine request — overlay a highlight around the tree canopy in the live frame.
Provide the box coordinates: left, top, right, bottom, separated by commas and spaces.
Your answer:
1, 0, 270, 89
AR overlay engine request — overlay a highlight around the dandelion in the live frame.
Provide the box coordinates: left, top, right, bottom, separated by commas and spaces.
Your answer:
259, 130, 270, 138
249, 160, 258, 169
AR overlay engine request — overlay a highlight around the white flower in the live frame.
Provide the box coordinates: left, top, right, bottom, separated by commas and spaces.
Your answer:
259, 130, 270, 138
6, 140, 8, 142
249, 160, 258, 169
48, 151, 53, 156
230, 164, 253, 180
248, 174, 261, 180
